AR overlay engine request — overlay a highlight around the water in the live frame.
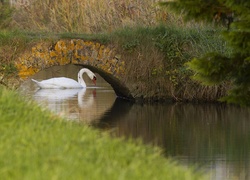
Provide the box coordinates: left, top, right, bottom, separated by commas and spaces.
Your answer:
19, 65, 250, 180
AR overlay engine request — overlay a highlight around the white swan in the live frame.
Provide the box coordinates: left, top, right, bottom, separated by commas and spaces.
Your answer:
31, 68, 96, 89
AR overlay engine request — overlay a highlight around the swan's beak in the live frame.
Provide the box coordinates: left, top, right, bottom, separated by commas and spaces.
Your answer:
92, 77, 97, 85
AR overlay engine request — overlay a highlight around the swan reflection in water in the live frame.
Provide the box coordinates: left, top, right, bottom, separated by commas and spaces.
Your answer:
34, 88, 81, 102
33, 87, 116, 123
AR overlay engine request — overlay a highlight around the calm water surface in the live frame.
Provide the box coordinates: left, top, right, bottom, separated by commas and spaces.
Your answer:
19, 65, 250, 180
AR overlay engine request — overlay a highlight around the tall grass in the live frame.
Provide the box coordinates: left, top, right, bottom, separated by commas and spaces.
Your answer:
12, 0, 166, 33
0, 86, 207, 179
10, 0, 210, 34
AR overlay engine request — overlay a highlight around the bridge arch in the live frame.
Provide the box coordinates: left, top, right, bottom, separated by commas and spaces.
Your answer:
15, 39, 133, 100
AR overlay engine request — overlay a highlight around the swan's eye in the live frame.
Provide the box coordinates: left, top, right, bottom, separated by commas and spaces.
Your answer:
93, 76, 97, 80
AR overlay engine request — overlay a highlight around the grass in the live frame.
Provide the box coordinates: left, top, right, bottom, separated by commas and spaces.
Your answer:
0, 86, 207, 179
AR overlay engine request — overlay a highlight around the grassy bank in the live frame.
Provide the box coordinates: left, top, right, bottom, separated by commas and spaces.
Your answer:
0, 86, 206, 179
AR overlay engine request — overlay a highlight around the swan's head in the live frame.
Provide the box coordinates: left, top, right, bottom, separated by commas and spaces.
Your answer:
86, 70, 97, 85
92, 76, 97, 85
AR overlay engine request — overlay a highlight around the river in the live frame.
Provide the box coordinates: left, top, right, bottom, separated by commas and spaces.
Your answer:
19, 65, 250, 180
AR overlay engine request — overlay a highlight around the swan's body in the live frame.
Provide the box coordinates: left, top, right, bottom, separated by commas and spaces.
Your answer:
32, 68, 96, 89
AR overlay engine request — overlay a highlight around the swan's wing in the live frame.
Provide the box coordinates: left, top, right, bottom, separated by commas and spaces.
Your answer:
32, 78, 64, 88
32, 79, 60, 88
32, 77, 83, 89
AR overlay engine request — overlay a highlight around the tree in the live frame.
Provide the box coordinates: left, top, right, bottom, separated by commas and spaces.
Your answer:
160, 0, 250, 106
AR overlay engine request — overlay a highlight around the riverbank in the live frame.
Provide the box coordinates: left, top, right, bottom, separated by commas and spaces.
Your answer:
0, 86, 207, 179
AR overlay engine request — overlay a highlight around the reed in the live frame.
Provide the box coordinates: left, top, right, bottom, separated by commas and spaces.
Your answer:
12, 0, 167, 33
11, 0, 209, 34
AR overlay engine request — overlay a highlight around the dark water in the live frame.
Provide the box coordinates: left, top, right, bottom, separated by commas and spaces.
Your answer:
99, 100, 250, 180
20, 65, 250, 180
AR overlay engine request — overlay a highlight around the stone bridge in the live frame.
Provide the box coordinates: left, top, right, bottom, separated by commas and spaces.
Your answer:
15, 39, 133, 100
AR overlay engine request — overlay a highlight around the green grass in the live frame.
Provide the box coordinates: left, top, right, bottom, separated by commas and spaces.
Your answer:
0, 86, 207, 179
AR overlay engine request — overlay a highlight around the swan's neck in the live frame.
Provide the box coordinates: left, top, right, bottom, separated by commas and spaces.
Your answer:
78, 68, 94, 87
78, 76, 86, 87
78, 72, 86, 87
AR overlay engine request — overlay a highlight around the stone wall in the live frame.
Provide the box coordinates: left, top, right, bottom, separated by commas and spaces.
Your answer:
16, 39, 125, 78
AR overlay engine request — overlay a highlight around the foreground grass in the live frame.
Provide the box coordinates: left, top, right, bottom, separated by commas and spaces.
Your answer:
0, 87, 206, 179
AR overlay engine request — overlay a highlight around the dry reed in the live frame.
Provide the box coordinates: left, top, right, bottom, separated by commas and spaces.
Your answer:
12, 0, 171, 33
